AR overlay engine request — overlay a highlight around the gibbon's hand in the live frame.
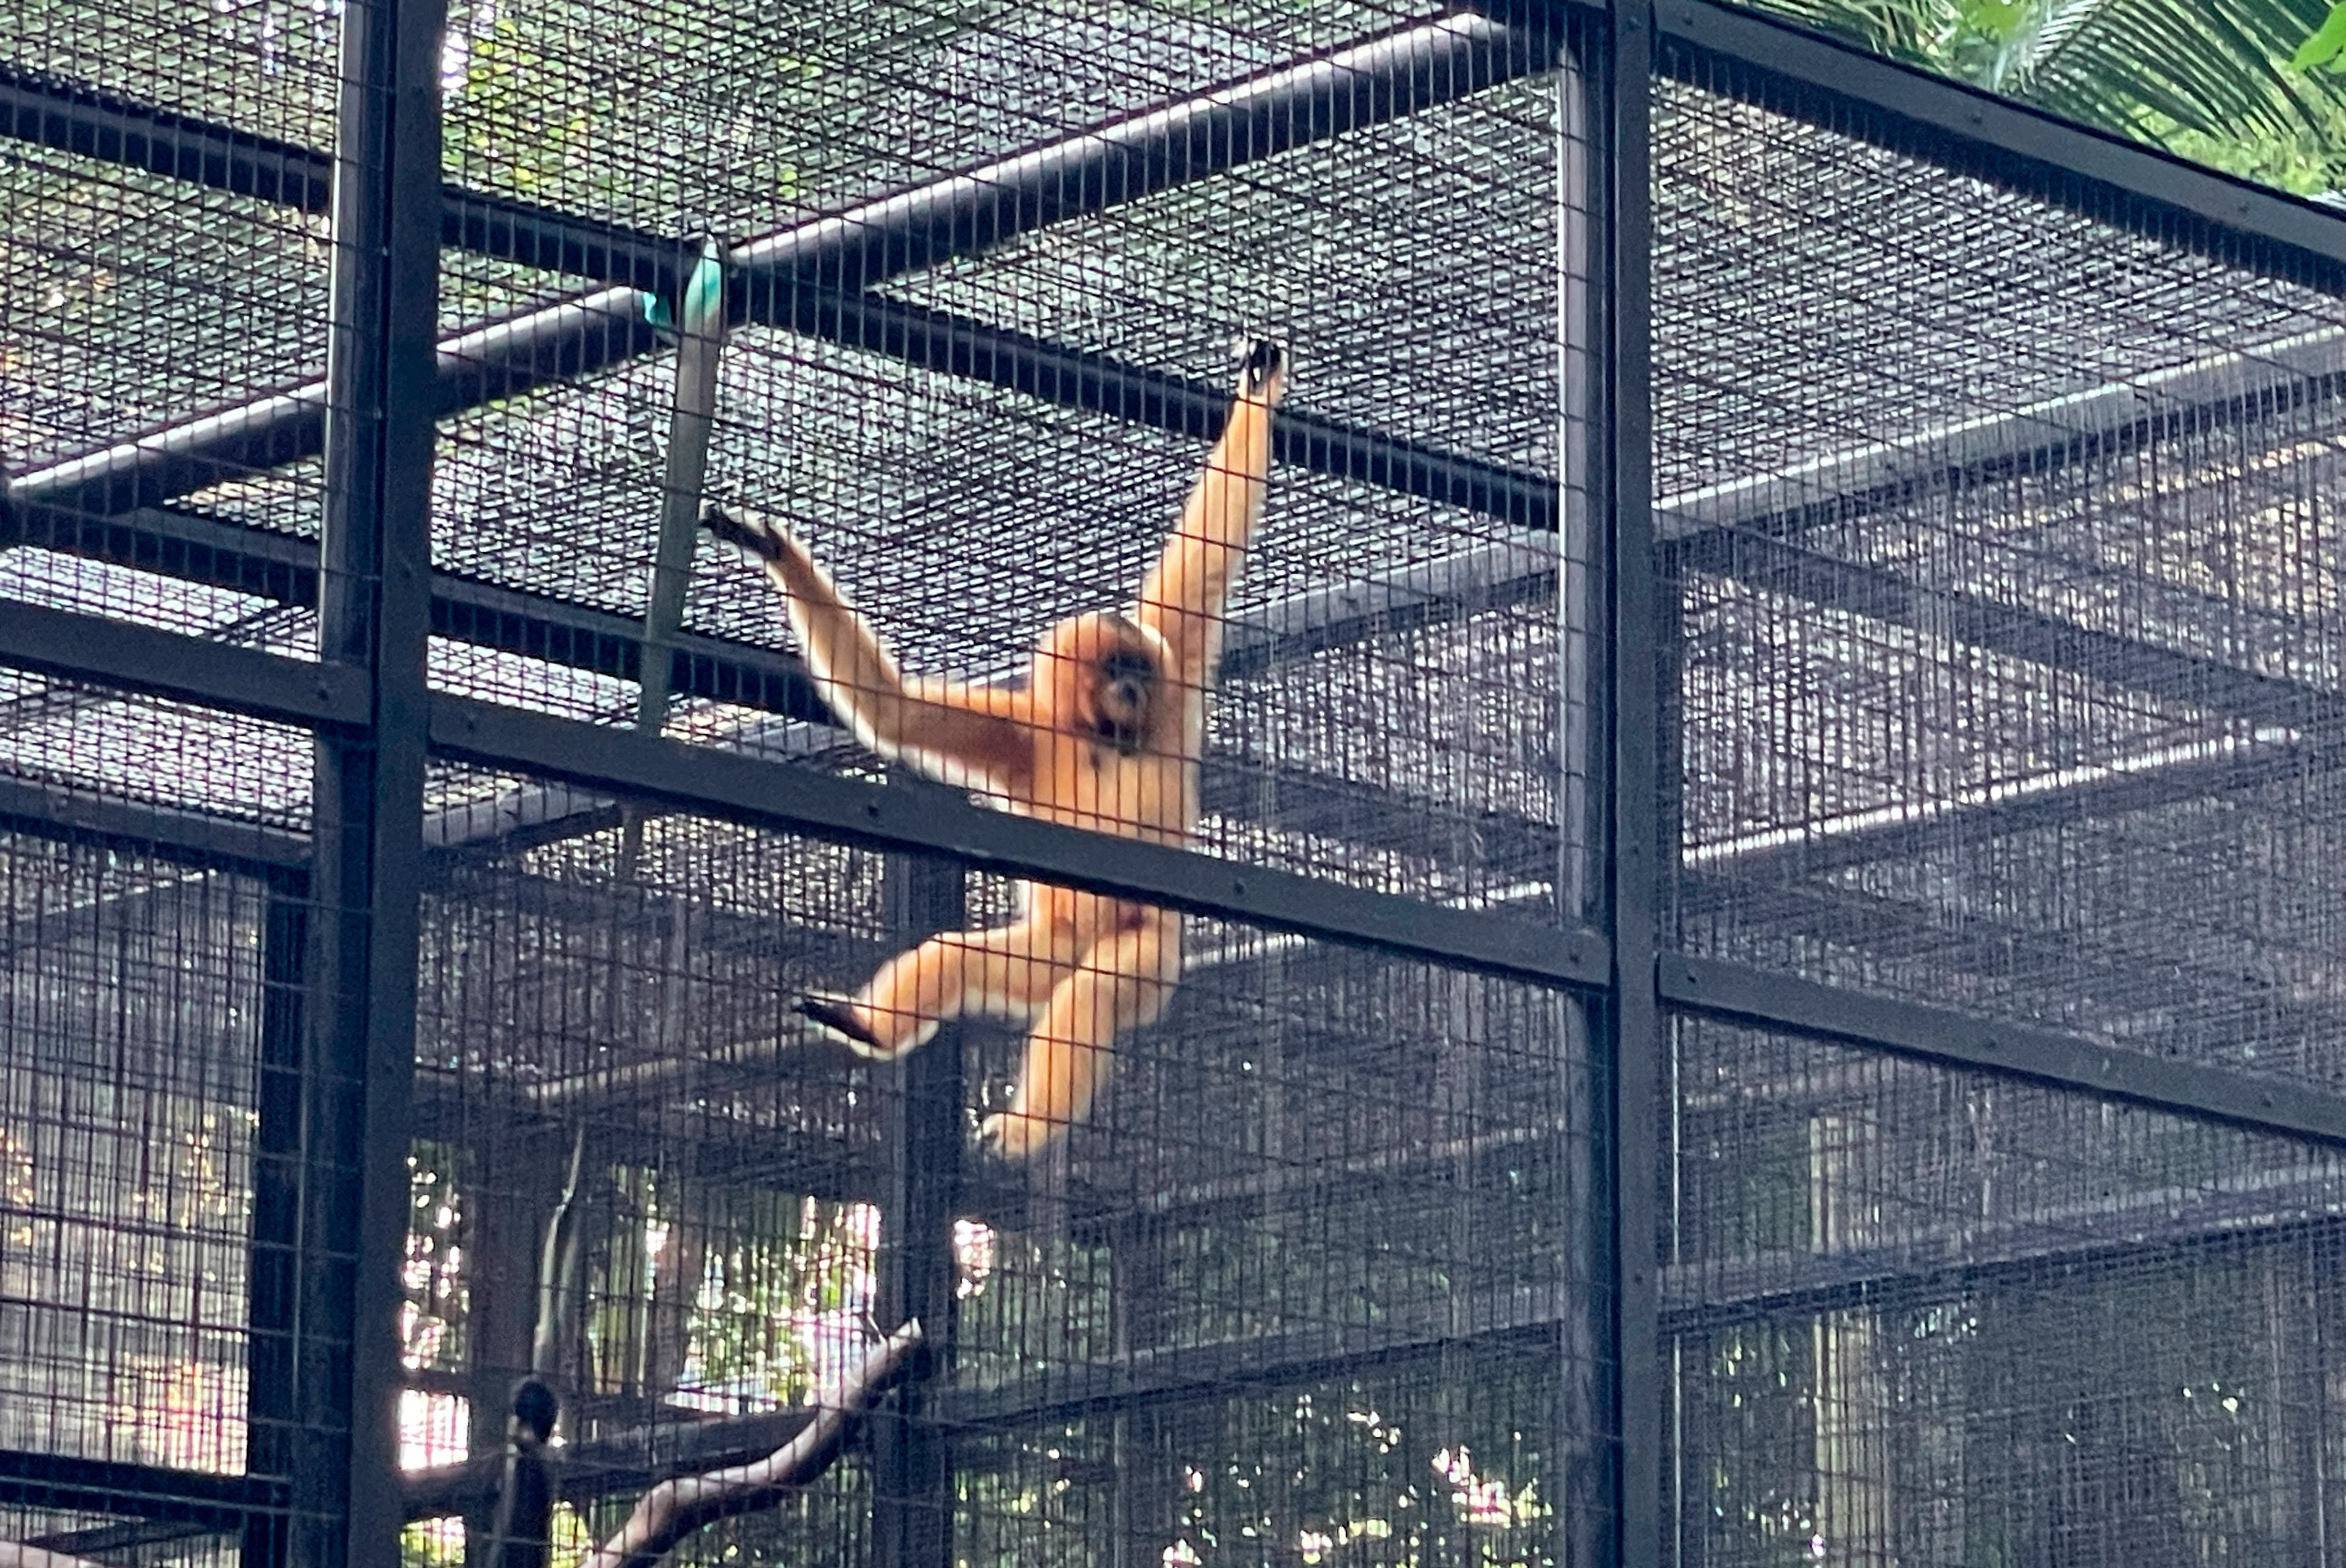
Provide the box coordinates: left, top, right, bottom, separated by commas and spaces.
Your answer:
1233, 335, 1288, 401
701, 503, 785, 564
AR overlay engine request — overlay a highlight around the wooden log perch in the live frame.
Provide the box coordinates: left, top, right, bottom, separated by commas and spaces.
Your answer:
580, 1319, 925, 1568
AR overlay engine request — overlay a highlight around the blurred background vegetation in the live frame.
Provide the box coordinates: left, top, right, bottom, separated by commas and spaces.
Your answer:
1741, 0, 2346, 197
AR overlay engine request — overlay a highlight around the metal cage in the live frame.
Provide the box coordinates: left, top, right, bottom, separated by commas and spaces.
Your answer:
8, 1, 2346, 1564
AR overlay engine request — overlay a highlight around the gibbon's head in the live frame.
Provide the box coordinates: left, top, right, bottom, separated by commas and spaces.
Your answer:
1036, 611, 1171, 757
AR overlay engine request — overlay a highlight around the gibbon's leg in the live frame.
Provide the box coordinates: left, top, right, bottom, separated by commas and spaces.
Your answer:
1134, 337, 1288, 692
702, 505, 1032, 796
978, 910, 1182, 1161
800, 917, 1080, 1062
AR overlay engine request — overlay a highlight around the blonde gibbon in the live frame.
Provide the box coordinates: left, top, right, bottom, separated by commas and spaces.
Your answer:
701, 337, 1288, 1159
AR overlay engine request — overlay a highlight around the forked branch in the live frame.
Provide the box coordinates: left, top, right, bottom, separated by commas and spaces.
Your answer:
579, 1319, 926, 1568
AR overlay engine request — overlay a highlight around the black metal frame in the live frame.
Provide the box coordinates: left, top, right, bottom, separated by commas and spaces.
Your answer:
10, 0, 2346, 1560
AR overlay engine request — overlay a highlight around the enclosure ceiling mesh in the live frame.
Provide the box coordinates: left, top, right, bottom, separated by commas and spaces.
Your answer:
1659, 81, 2346, 1095
433, 0, 1435, 238
0, 146, 329, 468
1650, 84, 2346, 497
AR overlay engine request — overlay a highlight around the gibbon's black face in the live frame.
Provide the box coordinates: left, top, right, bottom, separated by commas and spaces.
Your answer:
1090, 630, 1161, 757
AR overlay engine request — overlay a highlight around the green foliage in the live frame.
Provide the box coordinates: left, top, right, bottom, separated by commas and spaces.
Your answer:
1742, 0, 2346, 193
2293, 1, 2346, 68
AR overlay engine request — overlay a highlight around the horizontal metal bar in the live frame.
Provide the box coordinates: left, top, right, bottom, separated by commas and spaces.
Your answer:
1651, 0, 2346, 291
779, 288, 1557, 530
0, 60, 334, 211
939, 1284, 1567, 1429
0, 597, 366, 728
1680, 533, 2346, 732
1659, 326, 2346, 547
427, 693, 1610, 988
0, 60, 680, 291
1684, 730, 2334, 884
940, 1156, 2346, 1425
1660, 952, 2346, 1148
1662, 1161, 2346, 1334
6, 497, 827, 719
0, 1448, 283, 1530
0, 769, 310, 872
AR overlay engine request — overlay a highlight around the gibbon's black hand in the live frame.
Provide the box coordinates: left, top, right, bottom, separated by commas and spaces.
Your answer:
1235, 336, 1287, 397
700, 504, 784, 562
797, 994, 886, 1055
712, 335, 1289, 1160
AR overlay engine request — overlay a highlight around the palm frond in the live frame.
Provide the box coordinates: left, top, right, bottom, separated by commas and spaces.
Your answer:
1739, 0, 2346, 191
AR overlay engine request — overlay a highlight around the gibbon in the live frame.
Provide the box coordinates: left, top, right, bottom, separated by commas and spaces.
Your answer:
702, 337, 1288, 1159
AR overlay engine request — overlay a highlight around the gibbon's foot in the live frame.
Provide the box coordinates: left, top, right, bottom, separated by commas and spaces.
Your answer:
977, 1109, 1058, 1162
1232, 335, 1288, 399
797, 994, 891, 1058
701, 503, 784, 563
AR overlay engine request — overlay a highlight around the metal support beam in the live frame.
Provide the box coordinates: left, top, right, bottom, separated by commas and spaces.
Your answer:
926, 1156, 2346, 1431
1601, 5, 1663, 1564
0, 770, 308, 872
304, 0, 444, 1564
426, 691, 1612, 990
872, 799, 964, 1568
1660, 953, 2346, 1148
0, 597, 365, 728
244, 875, 310, 1568
0, 1452, 284, 1531
0, 59, 676, 291
773, 288, 1557, 531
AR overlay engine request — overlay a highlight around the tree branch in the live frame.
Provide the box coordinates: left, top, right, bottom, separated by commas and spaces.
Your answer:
580, 1319, 926, 1568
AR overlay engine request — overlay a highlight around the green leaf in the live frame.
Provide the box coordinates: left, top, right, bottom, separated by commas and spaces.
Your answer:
1960, 0, 2030, 39
2292, 0, 2346, 67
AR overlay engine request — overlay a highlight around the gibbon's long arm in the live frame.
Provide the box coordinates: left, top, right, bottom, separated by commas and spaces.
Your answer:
703, 506, 1033, 796
1136, 339, 1288, 690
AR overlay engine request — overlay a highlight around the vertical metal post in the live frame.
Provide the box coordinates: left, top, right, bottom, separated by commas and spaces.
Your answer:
244, 871, 309, 1568
872, 782, 965, 1568
1601, 1, 1662, 1565
309, 0, 444, 1561
1554, 19, 1615, 1568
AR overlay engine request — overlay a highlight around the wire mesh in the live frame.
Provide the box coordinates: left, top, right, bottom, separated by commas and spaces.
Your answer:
421, 13, 1587, 914
1664, 1012, 2346, 1566
0, 817, 320, 1564
406, 761, 1605, 1568
1656, 63, 2346, 1093
434, 0, 1433, 239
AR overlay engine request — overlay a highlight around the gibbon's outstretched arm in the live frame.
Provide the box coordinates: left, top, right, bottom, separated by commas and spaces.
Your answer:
703, 506, 1032, 797
1136, 338, 1289, 691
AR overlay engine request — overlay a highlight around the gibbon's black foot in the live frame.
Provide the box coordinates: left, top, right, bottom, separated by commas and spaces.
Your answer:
701, 503, 783, 563
1233, 335, 1287, 396
797, 994, 888, 1056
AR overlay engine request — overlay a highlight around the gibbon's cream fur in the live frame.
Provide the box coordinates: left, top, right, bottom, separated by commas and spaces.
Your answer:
702, 338, 1288, 1159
